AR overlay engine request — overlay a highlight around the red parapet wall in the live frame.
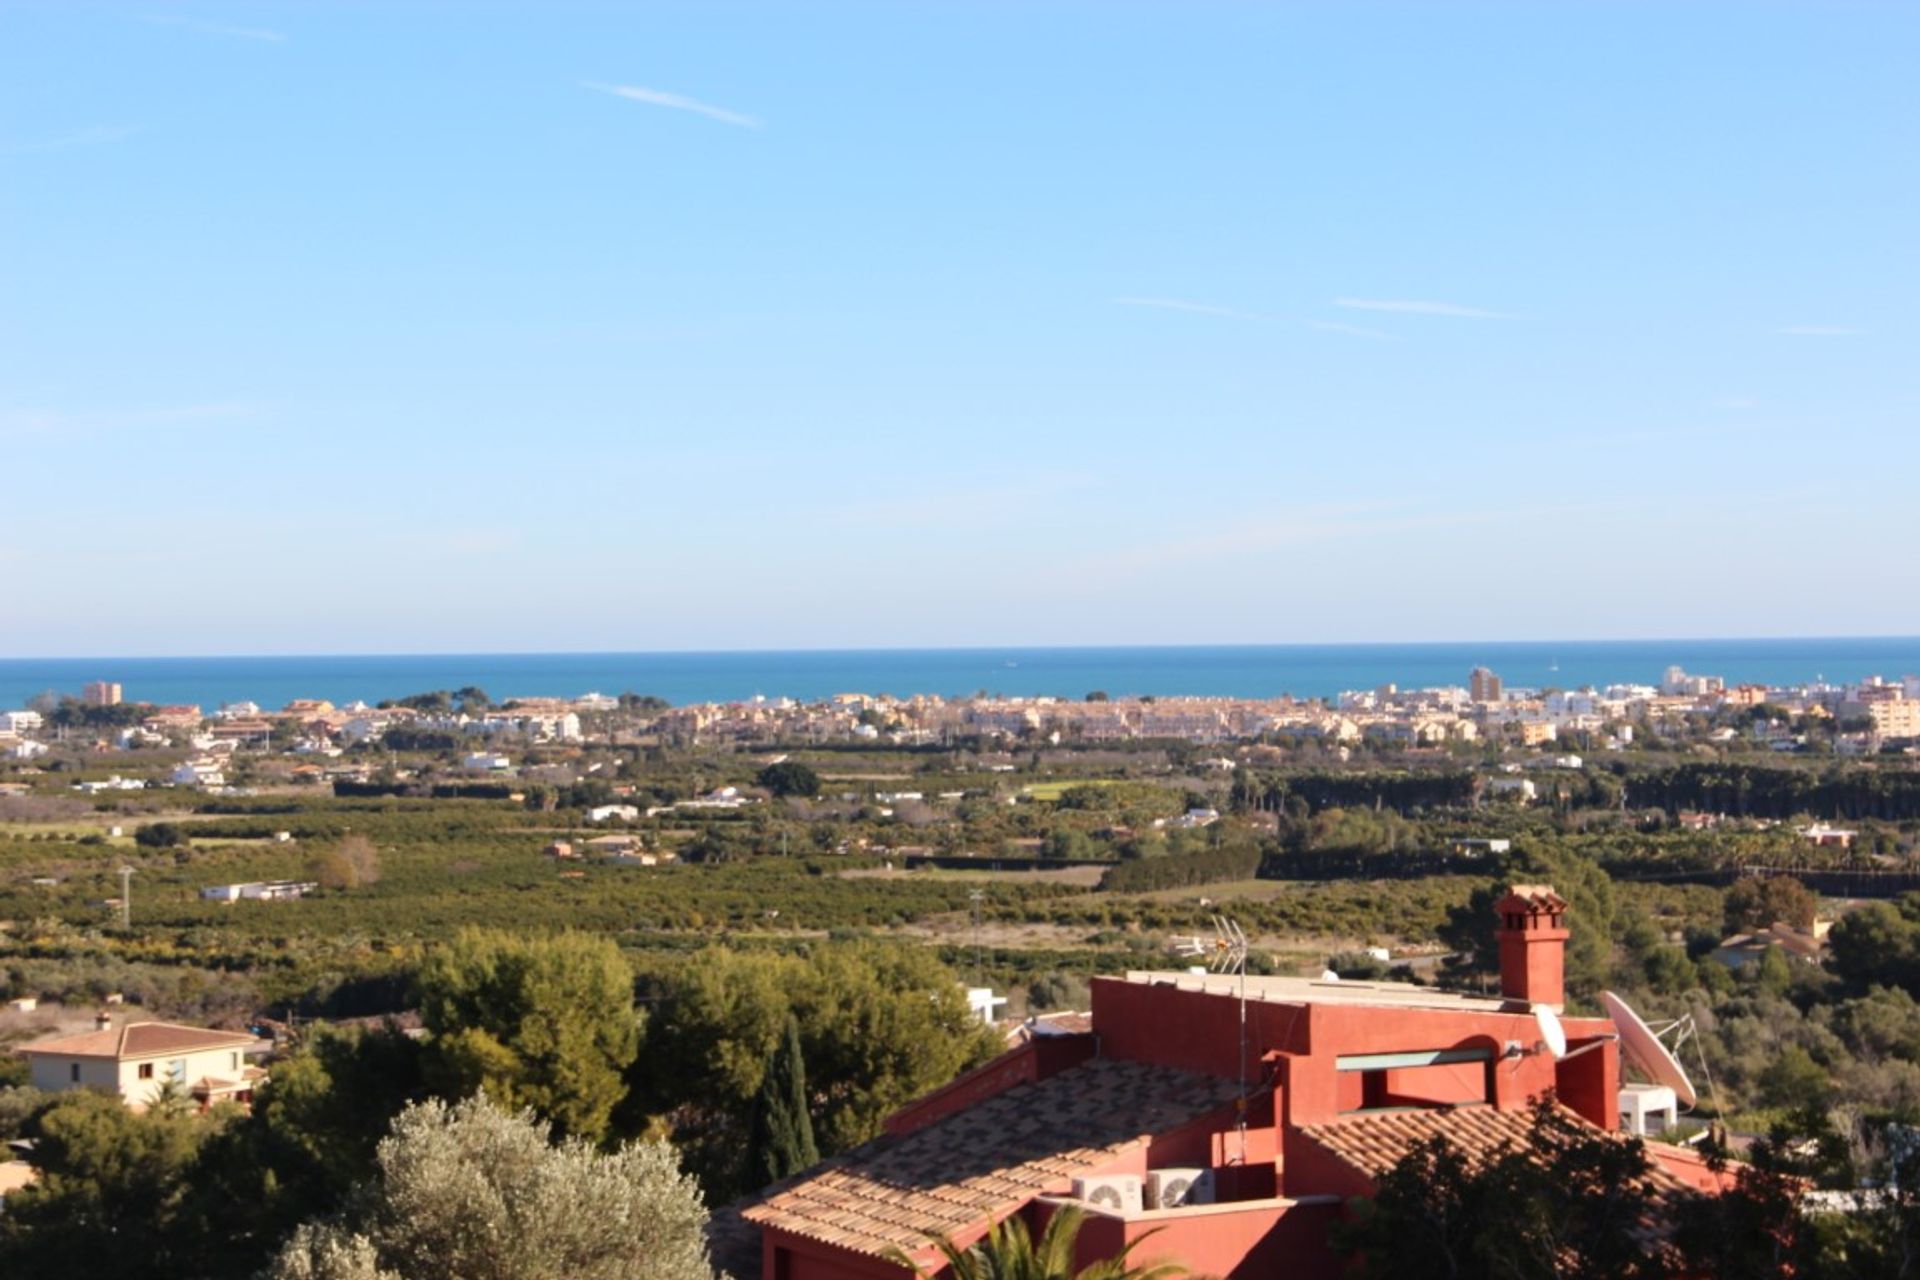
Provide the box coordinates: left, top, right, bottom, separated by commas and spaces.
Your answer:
1091, 977, 1312, 1079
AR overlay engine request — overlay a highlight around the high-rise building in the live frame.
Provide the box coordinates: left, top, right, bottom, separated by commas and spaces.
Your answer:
82, 681, 123, 707
1470, 667, 1503, 704
1869, 700, 1920, 741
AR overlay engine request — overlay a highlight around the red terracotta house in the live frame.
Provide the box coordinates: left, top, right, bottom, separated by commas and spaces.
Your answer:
731, 885, 1720, 1280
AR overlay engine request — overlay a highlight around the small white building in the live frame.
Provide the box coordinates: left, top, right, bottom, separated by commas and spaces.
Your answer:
1618, 1082, 1679, 1137
966, 987, 1009, 1026
18, 1017, 267, 1111
586, 804, 642, 823
116, 726, 169, 749
73, 775, 146, 793
171, 759, 227, 788
1487, 777, 1538, 803
200, 880, 318, 903
463, 752, 512, 772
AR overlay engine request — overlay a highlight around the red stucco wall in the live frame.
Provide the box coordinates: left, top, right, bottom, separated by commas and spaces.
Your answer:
1068, 1198, 1346, 1280
764, 1229, 919, 1280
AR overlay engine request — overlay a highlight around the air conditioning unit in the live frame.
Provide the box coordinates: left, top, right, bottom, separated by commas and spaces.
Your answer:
1072, 1174, 1144, 1215
1146, 1167, 1215, 1210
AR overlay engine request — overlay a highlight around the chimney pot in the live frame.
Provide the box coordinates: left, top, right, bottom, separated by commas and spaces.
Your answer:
1493, 884, 1569, 1009
94, 1011, 113, 1031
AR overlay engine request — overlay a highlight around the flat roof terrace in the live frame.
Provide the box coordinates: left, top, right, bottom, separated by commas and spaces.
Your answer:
1121, 971, 1520, 1016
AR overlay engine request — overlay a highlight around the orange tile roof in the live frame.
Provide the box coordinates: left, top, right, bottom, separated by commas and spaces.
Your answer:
1297, 1105, 1694, 1241
18, 1021, 261, 1061
1001, 1011, 1094, 1048
740, 1057, 1241, 1262
1498, 884, 1569, 913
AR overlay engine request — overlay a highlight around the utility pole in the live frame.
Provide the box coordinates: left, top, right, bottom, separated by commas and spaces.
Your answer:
118, 865, 134, 931
968, 888, 985, 985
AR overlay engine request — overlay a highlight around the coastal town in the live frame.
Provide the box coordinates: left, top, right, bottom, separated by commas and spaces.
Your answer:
6, 665, 1918, 800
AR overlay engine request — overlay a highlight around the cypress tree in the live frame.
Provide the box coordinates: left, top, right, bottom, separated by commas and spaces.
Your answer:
747, 1015, 818, 1189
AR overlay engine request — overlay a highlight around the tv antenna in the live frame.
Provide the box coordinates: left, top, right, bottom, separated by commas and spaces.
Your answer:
1175, 915, 1252, 1164
1174, 914, 1249, 975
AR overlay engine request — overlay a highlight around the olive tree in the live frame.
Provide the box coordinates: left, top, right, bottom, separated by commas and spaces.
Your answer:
267, 1094, 713, 1280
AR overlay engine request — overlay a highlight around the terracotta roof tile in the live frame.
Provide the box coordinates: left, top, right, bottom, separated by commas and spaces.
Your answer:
1298, 1105, 1694, 1244
738, 1057, 1241, 1262
17, 1021, 261, 1060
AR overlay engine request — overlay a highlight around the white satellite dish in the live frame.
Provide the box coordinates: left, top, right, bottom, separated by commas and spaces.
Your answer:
1321, 969, 1341, 982
1533, 1004, 1568, 1059
1601, 990, 1698, 1108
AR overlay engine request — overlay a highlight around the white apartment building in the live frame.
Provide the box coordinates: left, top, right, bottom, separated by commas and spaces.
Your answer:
0, 710, 44, 735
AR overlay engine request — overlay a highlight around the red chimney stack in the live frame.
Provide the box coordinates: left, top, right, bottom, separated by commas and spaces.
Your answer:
1494, 884, 1568, 1009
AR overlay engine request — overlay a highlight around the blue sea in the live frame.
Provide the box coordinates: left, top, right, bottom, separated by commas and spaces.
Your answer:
1, 639, 1917, 712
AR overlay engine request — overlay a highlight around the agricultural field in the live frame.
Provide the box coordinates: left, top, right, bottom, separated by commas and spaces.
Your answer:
2, 732, 1915, 1056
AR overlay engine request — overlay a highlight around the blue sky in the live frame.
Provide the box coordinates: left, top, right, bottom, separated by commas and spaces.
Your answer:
2, 2, 1914, 655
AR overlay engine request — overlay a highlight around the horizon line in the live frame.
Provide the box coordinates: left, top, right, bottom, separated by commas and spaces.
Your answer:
3, 633, 1918, 665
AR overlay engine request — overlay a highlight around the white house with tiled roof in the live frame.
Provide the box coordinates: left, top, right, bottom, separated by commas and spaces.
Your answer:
17, 1016, 267, 1111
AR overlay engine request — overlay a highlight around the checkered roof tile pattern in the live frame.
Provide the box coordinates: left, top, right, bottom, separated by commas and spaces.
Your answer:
741, 1057, 1241, 1260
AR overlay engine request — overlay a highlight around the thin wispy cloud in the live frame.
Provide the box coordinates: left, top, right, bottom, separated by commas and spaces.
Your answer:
143, 14, 287, 43
1308, 320, 1394, 340
1112, 297, 1267, 322
584, 82, 761, 129
0, 402, 262, 440
1556, 421, 1748, 451
1077, 498, 1629, 582
1071, 502, 1457, 580
428, 528, 523, 558
1115, 299, 1395, 339
1334, 298, 1512, 320
1777, 325, 1865, 337
825, 474, 1096, 532
1, 125, 144, 156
